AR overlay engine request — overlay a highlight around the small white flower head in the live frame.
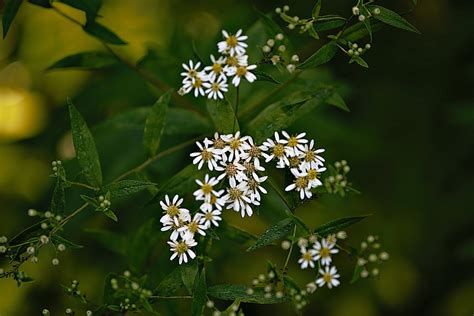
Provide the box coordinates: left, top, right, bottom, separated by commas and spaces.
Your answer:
218, 29, 248, 56
39, 235, 49, 244
358, 14, 366, 21
27, 208, 37, 216
203, 76, 228, 100
179, 213, 207, 239
285, 169, 312, 200
194, 174, 220, 202
266, 39, 275, 47
200, 209, 222, 228
379, 251, 390, 261
199, 191, 226, 212
190, 140, 222, 170
299, 139, 325, 170
52, 258, 59, 266
161, 216, 185, 241
316, 266, 340, 289
352, 6, 360, 15
223, 181, 253, 217
271, 55, 281, 65
181, 60, 203, 82
58, 243, 66, 252
246, 173, 268, 203
275, 33, 284, 41
0, 236, 7, 243
306, 282, 317, 294
313, 238, 339, 266
216, 158, 247, 184
291, 54, 300, 62
160, 194, 191, 225
262, 132, 289, 168
182, 73, 208, 97
221, 131, 250, 161
286, 64, 296, 73
298, 246, 317, 269
168, 237, 198, 265
281, 240, 291, 250
26, 246, 35, 255
204, 54, 227, 81
227, 63, 257, 87
281, 131, 308, 157
0, 246, 7, 253
305, 165, 326, 188
262, 45, 271, 53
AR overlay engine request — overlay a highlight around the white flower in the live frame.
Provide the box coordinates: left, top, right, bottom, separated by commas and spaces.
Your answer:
240, 137, 266, 163
280, 131, 308, 157
203, 76, 228, 100
242, 158, 265, 179
298, 246, 317, 269
218, 29, 248, 56
204, 55, 227, 81
223, 181, 253, 217
204, 132, 227, 151
194, 174, 220, 202
168, 238, 198, 265
180, 60, 202, 82
223, 54, 248, 75
161, 217, 184, 241
190, 140, 222, 170
159, 194, 191, 224
299, 139, 325, 170
316, 266, 340, 289
285, 169, 312, 200
200, 209, 222, 228
313, 238, 339, 266
246, 173, 268, 203
221, 131, 250, 161
216, 158, 247, 184
179, 213, 207, 239
182, 74, 208, 97
227, 64, 257, 87
200, 191, 226, 212
305, 165, 326, 188
262, 132, 289, 168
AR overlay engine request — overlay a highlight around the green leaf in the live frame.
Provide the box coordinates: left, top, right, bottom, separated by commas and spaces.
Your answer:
103, 273, 118, 304
350, 263, 364, 284
48, 51, 118, 70
51, 235, 84, 249
314, 214, 370, 236
313, 19, 346, 32
206, 98, 238, 134
127, 219, 160, 271
220, 222, 257, 246
181, 261, 198, 294
83, 20, 126, 45
340, 21, 383, 42
245, 87, 337, 143
192, 268, 207, 316
325, 90, 349, 111
208, 284, 287, 304
351, 55, 369, 68
254, 70, 280, 84
51, 178, 66, 214
165, 108, 212, 135
103, 209, 118, 222
247, 218, 294, 252
103, 180, 156, 199
312, 0, 322, 19
143, 91, 171, 156
154, 267, 184, 296
68, 100, 103, 187
298, 42, 338, 69
85, 229, 128, 255
58, 0, 102, 20
368, 5, 420, 34
308, 25, 319, 39
2, 0, 22, 38
154, 164, 206, 200
28, 0, 53, 8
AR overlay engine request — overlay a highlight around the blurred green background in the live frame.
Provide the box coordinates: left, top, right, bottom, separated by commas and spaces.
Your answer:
0, 0, 473, 315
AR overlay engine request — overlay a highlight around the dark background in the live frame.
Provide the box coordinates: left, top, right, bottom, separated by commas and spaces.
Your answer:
0, 0, 473, 315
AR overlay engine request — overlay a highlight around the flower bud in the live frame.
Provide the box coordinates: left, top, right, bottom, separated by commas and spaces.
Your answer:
27, 246, 35, 255
266, 38, 275, 47
281, 240, 291, 250
291, 54, 299, 62
0, 246, 6, 254
276, 291, 284, 298
371, 268, 379, 276
0, 236, 7, 243
31, 256, 39, 263
275, 7, 282, 14
373, 8, 381, 15
352, 6, 360, 15
41, 223, 48, 229
28, 209, 37, 216
52, 258, 59, 265
262, 45, 271, 53
360, 269, 369, 278
306, 282, 317, 293
206, 300, 215, 308
42, 309, 50, 316
368, 253, 378, 262
246, 287, 254, 295
58, 244, 66, 252
358, 15, 366, 21
365, 43, 371, 49
275, 33, 284, 41
40, 235, 49, 244
283, 5, 290, 11
286, 64, 296, 73
288, 24, 295, 30
336, 231, 347, 239
379, 251, 389, 260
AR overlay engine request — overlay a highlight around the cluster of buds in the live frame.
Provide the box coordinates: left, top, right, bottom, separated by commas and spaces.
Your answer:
261, 33, 299, 73
64, 280, 88, 304
109, 270, 153, 312
324, 160, 352, 196
275, 5, 320, 40
205, 299, 244, 316
357, 235, 389, 279
346, 42, 371, 58
0, 236, 7, 255
352, 5, 380, 22
98, 195, 111, 211
27, 208, 63, 230
51, 160, 63, 177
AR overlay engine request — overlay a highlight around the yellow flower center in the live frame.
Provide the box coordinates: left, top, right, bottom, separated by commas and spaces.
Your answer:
192, 78, 202, 88
201, 149, 213, 161
226, 56, 238, 66
322, 273, 332, 283
247, 179, 258, 191
229, 138, 241, 150
205, 212, 214, 220
295, 177, 308, 189
225, 163, 237, 177
304, 151, 315, 162
319, 247, 330, 258
201, 184, 213, 195
307, 169, 318, 180
212, 63, 223, 73
214, 138, 225, 149
229, 187, 242, 200
226, 35, 238, 47
302, 252, 313, 261
210, 194, 218, 205
243, 161, 255, 175
188, 221, 198, 234
289, 157, 300, 168
166, 205, 180, 217
236, 66, 247, 77
188, 69, 197, 77
288, 136, 299, 147
249, 146, 261, 158
272, 144, 285, 157
211, 83, 220, 92
176, 241, 188, 254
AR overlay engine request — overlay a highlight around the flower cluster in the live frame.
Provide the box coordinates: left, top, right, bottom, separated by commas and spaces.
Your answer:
356, 235, 389, 279
324, 159, 353, 196
260, 33, 299, 73
179, 29, 257, 99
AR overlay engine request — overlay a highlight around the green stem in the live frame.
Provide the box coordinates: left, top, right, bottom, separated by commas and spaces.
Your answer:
66, 180, 99, 191
233, 86, 240, 132
267, 176, 293, 212
149, 295, 193, 299
282, 225, 297, 273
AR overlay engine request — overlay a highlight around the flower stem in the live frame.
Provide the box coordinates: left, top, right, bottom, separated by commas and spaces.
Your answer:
282, 225, 297, 273
66, 180, 99, 191
233, 86, 240, 132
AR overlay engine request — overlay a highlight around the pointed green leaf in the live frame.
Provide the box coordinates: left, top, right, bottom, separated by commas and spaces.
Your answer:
68, 101, 103, 187
368, 5, 420, 34
181, 261, 198, 294
154, 267, 184, 296
314, 214, 370, 236
58, 0, 102, 20
208, 284, 287, 304
308, 25, 319, 39
103, 180, 156, 199
2, 0, 22, 38
103, 273, 118, 303
313, 19, 346, 32
103, 209, 118, 222
83, 20, 126, 45
340, 21, 383, 42
192, 268, 207, 316
206, 98, 238, 134
154, 164, 206, 201
51, 178, 66, 214
220, 221, 257, 246
127, 219, 160, 271
312, 0, 322, 19
325, 90, 349, 112
298, 42, 338, 69
247, 218, 294, 252
352, 55, 369, 68
143, 91, 171, 156
254, 70, 280, 84
85, 229, 128, 255
350, 263, 364, 284
48, 51, 118, 70
51, 235, 84, 249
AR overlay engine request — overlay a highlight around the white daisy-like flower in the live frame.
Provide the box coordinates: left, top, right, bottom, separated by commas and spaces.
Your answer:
204, 54, 227, 81
221, 131, 250, 161
218, 29, 248, 56
203, 76, 228, 100
200, 209, 222, 228
227, 64, 257, 87
168, 237, 198, 265
285, 169, 312, 200
246, 174, 268, 203
280, 131, 308, 157
204, 132, 227, 151
262, 132, 290, 168
161, 217, 184, 241
216, 158, 247, 184
223, 54, 249, 75
240, 137, 267, 164
298, 246, 318, 269
179, 213, 207, 240
313, 238, 339, 266
223, 181, 253, 217
199, 191, 226, 212
180, 60, 202, 82
194, 174, 220, 202
305, 165, 326, 188
316, 266, 340, 289
190, 140, 222, 170
159, 194, 191, 224
242, 158, 265, 180
299, 139, 325, 170
182, 74, 208, 97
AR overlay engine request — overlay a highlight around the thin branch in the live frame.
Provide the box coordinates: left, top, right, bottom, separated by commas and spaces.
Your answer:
66, 180, 99, 191
149, 295, 193, 299
282, 225, 297, 273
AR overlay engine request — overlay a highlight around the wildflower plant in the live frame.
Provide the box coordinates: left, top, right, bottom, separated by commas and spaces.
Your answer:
0, 0, 417, 314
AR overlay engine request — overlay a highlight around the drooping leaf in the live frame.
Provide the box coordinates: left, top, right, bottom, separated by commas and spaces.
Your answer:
308, 25, 319, 40
312, 0, 322, 19
58, 0, 102, 20
207, 98, 238, 134
351, 55, 369, 68
220, 222, 257, 246
298, 42, 338, 69
350, 263, 364, 284
208, 284, 287, 304
2, 0, 22, 38
191, 268, 207, 316
325, 90, 349, 112
47, 52, 119, 70
254, 70, 280, 84
181, 261, 198, 294
314, 214, 370, 236
51, 235, 84, 249
154, 267, 184, 296
245, 87, 337, 143
143, 91, 171, 156
154, 164, 206, 201
68, 100, 103, 187
103, 180, 156, 199
85, 229, 128, 255
368, 5, 420, 34
51, 178, 66, 214
83, 20, 126, 45
247, 218, 295, 252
